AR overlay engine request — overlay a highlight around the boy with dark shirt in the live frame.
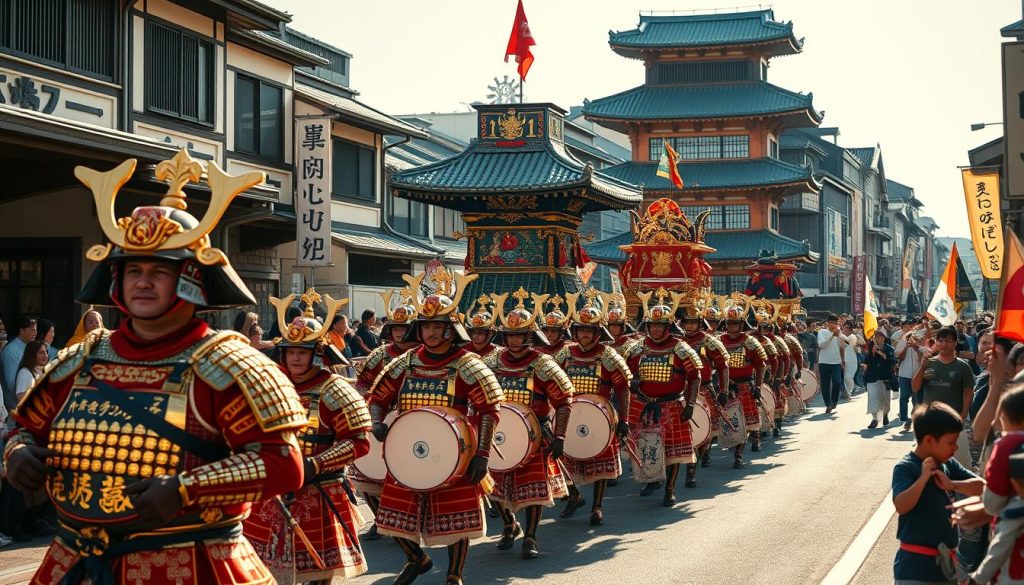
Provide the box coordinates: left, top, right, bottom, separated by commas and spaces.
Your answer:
893, 403, 984, 584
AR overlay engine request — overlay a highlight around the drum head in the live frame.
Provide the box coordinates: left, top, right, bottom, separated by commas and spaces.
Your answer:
353, 411, 395, 481
385, 409, 464, 491
490, 403, 540, 472
564, 397, 615, 460
798, 368, 819, 401
689, 402, 711, 448
759, 384, 777, 414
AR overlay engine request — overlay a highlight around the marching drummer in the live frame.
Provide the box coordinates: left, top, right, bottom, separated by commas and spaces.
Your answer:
758, 301, 797, 437
679, 293, 730, 481
779, 308, 807, 411
245, 288, 372, 584
622, 288, 703, 507
466, 294, 501, 360
719, 294, 769, 468
482, 288, 574, 559
554, 289, 633, 525
353, 288, 420, 540
538, 294, 574, 355
368, 268, 503, 585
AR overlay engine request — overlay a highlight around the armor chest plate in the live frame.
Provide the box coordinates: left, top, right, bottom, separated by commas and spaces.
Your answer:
638, 353, 673, 383
564, 359, 602, 395
298, 390, 330, 457
398, 366, 456, 411
47, 360, 187, 525
726, 346, 747, 368
495, 370, 534, 405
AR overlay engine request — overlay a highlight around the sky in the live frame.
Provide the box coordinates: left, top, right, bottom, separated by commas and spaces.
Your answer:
266, 0, 1023, 239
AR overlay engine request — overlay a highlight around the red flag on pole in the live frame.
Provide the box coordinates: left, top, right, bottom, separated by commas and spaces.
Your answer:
504, 0, 536, 81
996, 228, 1024, 343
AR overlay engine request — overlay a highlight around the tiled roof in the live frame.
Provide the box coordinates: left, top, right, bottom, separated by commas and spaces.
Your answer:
849, 147, 877, 167
332, 227, 440, 259
599, 158, 816, 191
390, 140, 642, 209
416, 237, 467, 264
609, 10, 801, 52
583, 82, 821, 123
294, 83, 427, 138
458, 272, 582, 313
1003, 19, 1024, 37
585, 229, 817, 264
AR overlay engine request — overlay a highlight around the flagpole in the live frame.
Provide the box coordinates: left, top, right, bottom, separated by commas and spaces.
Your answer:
520, 74, 523, 104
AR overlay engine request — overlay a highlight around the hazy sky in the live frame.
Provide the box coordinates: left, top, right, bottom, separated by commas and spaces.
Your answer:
266, 0, 1022, 238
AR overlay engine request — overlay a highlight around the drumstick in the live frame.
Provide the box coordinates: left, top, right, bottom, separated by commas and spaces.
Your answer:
622, 437, 645, 471
553, 456, 574, 483
491, 441, 506, 461
275, 496, 326, 570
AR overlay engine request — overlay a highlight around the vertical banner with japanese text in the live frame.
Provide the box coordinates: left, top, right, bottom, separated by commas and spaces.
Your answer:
961, 168, 1004, 279
296, 117, 332, 266
851, 255, 866, 314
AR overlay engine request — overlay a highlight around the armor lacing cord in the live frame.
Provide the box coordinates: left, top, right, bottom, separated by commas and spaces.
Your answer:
447, 538, 469, 579
524, 505, 543, 539
592, 479, 607, 510
553, 405, 570, 440
477, 413, 497, 457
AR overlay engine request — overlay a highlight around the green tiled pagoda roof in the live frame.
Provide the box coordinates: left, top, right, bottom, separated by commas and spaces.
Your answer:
458, 271, 582, 313
583, 83, 821, 125
585, 229, 817, 264
390, 140, 642, 209
599, 158, 818, 191
609, 10, 802, 55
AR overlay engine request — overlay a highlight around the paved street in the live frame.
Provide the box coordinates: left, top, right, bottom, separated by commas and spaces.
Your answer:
0, 392, 913, 585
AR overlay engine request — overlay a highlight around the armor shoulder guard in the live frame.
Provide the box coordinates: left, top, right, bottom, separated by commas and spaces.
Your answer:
193, 331, 306, 433
375, 349, 412, 386
601, 345, 632, 375
673, 342, 703, 371
785, 335, 802, 353
48, 329, 110, 383
534, 353, 572, 390
455, 353, 504, 405
706, 336, 729, 359
745, 336, 769, 361
760, 337, 778, 356
318, 375, 372, 432
553, 345, 572, 365
620, 338, 644, 360
773, 338, 790, 355
358, 345, 389, 375
482, 348, 504, 370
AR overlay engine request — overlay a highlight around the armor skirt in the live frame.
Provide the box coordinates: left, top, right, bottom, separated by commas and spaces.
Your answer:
627, 398, 695, 466
489, 452, 568, 512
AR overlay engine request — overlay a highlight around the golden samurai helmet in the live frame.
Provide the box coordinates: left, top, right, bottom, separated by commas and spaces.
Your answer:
270, 287, 348, 350
636, 286, 684, 335
491, 288, 549, 346
567, 287, 613, 342
466, 293, 499, 332
601, 291, 636, 334
76, 149, 265, 311
719, 292, 755, 328
379, 287, 418, 341
401, 265, 478, 344
750, 298, 782, 332
540, 294, 572, 331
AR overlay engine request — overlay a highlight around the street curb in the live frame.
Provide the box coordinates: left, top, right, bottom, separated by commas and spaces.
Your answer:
820, 489, 896, 585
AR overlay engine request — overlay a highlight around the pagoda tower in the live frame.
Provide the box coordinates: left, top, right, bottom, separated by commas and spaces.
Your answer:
584, 9, 821, 287
389, 103, 642, 311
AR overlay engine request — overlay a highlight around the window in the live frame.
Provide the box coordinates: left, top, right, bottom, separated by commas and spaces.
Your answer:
712, 275, 748, 295
827, 209, 844, 258
649, 136, 749, 161
332, 139, 375, 201
654, 60, 751, 84
234, 75, 283, 160
680, 204, 750, 231
842, 160, 862, 186
768, 136, 779, 159
145, 21, 215, 124
0, 0, 117, 80
770, 206, 779, 230
434, 207, 465, 239
842, 215, 849, 256
390, 197, 428, 237
349, 254, 409, 287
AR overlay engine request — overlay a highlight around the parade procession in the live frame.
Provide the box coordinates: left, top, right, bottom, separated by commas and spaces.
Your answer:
2, 1, 1024, 585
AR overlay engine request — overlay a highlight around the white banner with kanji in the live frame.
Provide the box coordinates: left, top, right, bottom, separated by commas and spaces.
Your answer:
295, 117, 332, 266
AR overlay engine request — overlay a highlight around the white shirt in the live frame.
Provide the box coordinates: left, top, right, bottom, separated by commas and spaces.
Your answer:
840, 333, 859, 367
14, 366, 38, 399
895, 332, 924, 378
817, 328, 843, 364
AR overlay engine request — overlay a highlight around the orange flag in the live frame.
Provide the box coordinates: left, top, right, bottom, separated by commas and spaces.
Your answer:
996, 227, 1024, 343
504, 0, 536, 81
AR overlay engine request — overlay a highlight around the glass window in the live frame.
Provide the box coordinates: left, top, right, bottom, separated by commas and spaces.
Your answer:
433, 207, 465, 239
391, 197, 427, 237
332, 139, 376, 201
723, 205, 750, 229
234, 74, 283, 160
770, 207, 779, 230
712, 275, 748, 294
769, 137, 779, 159
649, 136, 749, 161
145, 21, 214, 125
681, 205, 748, 231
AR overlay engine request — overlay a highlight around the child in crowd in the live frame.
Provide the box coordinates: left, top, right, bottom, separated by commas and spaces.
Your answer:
983, 385, 1024, 516
893, 403, 985, 584
970, 449, 1024, 584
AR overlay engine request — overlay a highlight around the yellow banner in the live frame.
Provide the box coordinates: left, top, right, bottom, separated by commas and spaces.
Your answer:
962, 168, 1005, 279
